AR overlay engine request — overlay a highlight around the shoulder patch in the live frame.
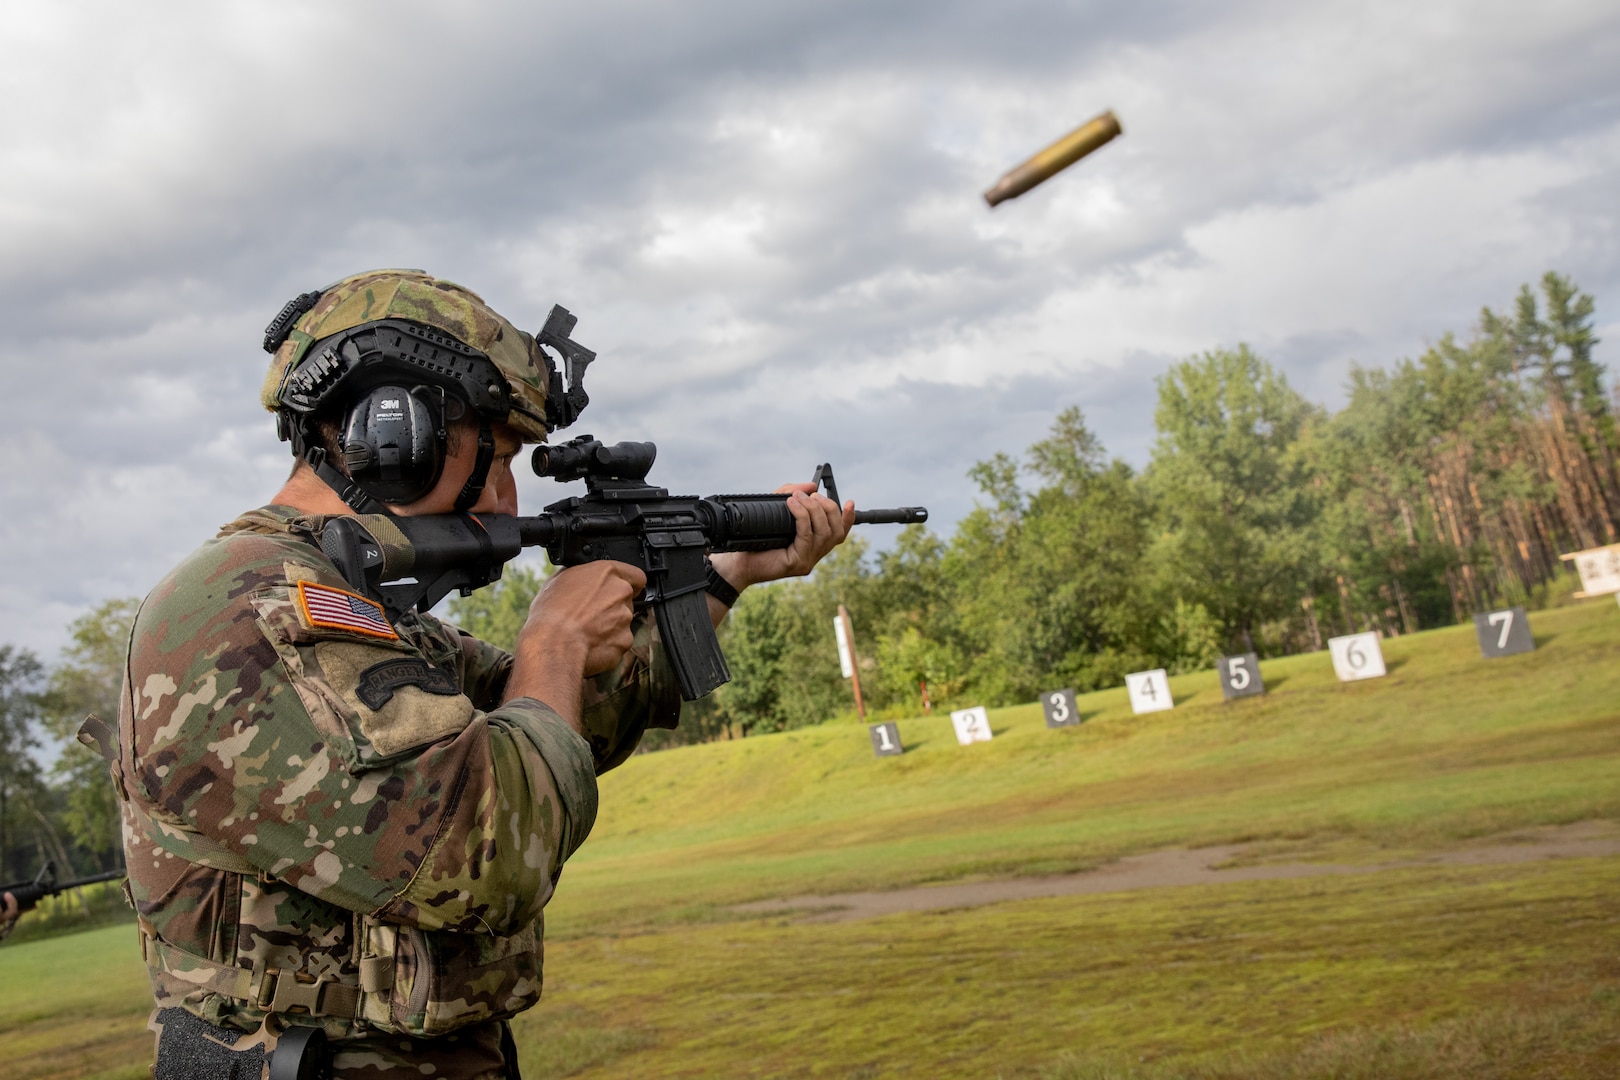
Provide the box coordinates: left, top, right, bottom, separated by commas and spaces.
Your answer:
295, 581, 399, 641
355, 657, 459, 710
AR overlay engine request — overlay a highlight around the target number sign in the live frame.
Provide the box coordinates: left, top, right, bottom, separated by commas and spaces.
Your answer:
1328, 632, 1386, 681
1217, 653, 1265, 700
1473, 606, 1534, 658
950, 706, 992, 746
1042, 688, 1082, 728
1125, 669, 1173, 714
869, 721, 903, 757
1564, 543, 1620, 597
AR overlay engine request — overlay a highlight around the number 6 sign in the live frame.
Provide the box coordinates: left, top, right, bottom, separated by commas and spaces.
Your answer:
1328, 631, 1386, 682
1217, 653, 1265, 700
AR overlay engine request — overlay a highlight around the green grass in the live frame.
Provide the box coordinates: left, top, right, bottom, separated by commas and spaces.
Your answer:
520, 857, 1620, 1078
0, 924, 151, 1079
3, 600, 1617, 1077
553, 599, 1620, 938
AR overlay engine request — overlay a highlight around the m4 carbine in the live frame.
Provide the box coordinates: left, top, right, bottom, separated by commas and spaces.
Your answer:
318, 435, 927, 700
1, 861, 125, 919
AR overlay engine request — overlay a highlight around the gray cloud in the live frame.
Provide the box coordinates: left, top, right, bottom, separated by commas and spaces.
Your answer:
1, 0, 1617, 654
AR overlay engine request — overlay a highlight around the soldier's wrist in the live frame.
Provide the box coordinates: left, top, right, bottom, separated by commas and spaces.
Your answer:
706, 553, 756, 593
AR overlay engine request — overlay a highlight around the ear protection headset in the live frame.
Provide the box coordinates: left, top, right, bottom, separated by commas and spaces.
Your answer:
273, 318, 507, 514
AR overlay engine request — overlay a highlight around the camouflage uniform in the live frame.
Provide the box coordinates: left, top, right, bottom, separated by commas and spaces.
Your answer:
86, 271, 681, 1078
93, 505, 680, 1078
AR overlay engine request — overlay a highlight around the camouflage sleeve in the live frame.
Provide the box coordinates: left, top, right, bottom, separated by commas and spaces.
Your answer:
446, 627, 515, 712
576, 611, 682, 773
123, 535, 597, 935
433, 610, 682, 775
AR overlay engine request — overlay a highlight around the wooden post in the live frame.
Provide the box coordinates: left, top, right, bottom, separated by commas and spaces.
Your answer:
836, 604, 867, 720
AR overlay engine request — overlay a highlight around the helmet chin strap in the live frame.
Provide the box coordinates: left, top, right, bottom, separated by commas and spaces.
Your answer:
453, 417, 495, 513
303, 446, 389, 516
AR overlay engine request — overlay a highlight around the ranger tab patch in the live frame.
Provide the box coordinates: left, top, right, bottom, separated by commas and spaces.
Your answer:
355, 658, 460, 710
295, 581, 399, 640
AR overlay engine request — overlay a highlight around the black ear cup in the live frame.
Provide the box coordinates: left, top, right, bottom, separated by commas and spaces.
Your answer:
339, 385, 446, 505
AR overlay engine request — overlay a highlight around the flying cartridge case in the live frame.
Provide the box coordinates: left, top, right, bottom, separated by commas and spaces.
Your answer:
983, 110, 1123, 207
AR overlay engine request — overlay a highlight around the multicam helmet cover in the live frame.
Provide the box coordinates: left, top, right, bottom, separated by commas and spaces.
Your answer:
260, 269, 552, 442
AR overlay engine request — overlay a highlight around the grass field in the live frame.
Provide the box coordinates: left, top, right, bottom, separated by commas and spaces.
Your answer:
2, 600, 1617, 1077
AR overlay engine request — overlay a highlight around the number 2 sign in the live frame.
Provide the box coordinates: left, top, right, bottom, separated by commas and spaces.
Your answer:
1217, 653, 1265, 700
1125, 669, 1173, 714
1328, 632, 1386, 682
1473, 606, 1534, 658
950, 706, 993, 746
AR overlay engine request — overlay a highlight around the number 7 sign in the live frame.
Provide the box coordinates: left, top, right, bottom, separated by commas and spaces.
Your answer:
1472, 606, 1534, 658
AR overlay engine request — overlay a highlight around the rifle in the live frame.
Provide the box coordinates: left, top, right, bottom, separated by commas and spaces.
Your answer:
2, 861, 125, 917
318, 436, 927, 700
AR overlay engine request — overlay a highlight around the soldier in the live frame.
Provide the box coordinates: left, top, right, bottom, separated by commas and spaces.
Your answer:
86, 270, 850, 1079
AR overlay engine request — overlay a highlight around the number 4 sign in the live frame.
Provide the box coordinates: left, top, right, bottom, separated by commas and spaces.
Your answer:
1217, 653, 1265, 700
1473, 606, 1534, 658
1328, 632, 1386, 682
950, 706, 993, 746
1125, 669, 1173, 714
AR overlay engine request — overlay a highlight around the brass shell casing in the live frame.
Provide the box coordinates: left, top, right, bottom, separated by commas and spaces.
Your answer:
983, 110, 1123, 207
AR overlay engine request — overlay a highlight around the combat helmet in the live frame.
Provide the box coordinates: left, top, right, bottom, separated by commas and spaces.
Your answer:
260, 269, 594, 512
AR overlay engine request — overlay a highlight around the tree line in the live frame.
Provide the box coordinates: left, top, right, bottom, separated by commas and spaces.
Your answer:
2, 272, 1611, 868
446, 272, 1615, 745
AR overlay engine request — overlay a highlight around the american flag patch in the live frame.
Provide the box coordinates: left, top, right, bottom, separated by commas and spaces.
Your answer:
295, 581, 398, 640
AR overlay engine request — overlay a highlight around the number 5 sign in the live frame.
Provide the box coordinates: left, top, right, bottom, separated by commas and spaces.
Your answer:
1328, 632, 1386, 682
1217, 653, 1265, 700
1473, 606, 1534, 658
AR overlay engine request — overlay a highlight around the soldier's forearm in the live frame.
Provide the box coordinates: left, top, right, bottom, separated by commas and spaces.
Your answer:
503, 629, 587, 732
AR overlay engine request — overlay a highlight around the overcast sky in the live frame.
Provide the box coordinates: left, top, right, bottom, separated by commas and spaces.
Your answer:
2, 0, 1617, 657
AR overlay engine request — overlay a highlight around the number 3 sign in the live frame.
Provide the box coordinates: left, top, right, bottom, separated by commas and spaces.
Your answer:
1217, 653, 1265, 700
1042, 688, 1082, 728
1328, 632, 1386, 682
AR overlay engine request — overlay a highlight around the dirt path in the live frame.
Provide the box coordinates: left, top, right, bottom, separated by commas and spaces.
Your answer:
732, 820, 1620, 924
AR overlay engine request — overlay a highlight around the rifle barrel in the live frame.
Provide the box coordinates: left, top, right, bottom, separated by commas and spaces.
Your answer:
854, 507, 928, 525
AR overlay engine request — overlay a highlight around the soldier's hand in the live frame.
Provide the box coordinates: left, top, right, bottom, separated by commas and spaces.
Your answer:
521, 561, 646, 677
0, 892, 18, 942
710, 484, 853, 592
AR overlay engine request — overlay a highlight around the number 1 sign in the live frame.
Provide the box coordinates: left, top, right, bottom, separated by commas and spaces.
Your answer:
950, 706, 993, 746
1125, 669, 1173, 714
869, 721, 903, 757
1217, 653, 1265, 700
1473, 606, 1534, 658
1328, 632, 1386, 681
